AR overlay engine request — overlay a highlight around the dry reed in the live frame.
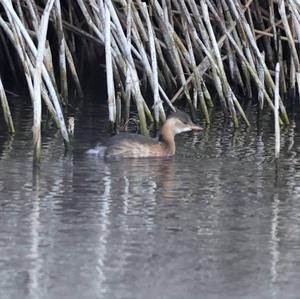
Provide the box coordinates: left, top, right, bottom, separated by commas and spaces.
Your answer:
0, 0, 299, 160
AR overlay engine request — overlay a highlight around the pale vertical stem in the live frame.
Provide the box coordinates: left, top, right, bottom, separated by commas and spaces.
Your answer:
143, 2, 165, 124
1, 0, 69, 144
192, 87, 197, 109
129, 1, 148, 43
67, 117, 75, 139
126, 0, 132, 43
89, 0, 103, 30
257, 52, 265, 110
202, 1, 239, 127
41, 85, 60, 128
135, 1, 171, 115
150, 1, 189, 89
288, 1, 300, 67
202, 82, 214, 108
289, 0, 300, 29
182, 16, 209, 123
278, 0, 300, 71
220, 0, 251, 94
186, 0, 227, 110
288, 0, 300, 97
290, 54, 296, 99
76, 0, 104, 42
116, 92, 121, 130
15, 0, 25, 25
104, 1, 116, 127
205, 0, 282, 124
278, 37, 287, 96
0, 76, 15, 133
106, 0, 148, 134
25, 0, 39, 32
55, 0, 68, 103
124, 0, 132, 126
97, 0, 105, 24
65, 42, 83, 98
0, 15, 34, 99
244, 46, 254, 98
229, 0, 289, 124
33, 0, 55, 163
44, 41, 57, 90
154, 35, 176, 91
124, 69, 131, 129
253, 0, 273, 66
206, 0, 251, 126
161, 0, 169, 24
274, 63, 280, 159
23, 0, 59, 94
145, 6, 159, 123
0, 15, 60, 128
278, 0, 300, 98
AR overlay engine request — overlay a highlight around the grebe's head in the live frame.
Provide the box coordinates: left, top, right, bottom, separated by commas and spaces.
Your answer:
167, 111, 202, 134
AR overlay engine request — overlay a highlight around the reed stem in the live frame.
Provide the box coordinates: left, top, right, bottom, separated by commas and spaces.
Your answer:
0, 0, 297, 150
274, 63, 280, 159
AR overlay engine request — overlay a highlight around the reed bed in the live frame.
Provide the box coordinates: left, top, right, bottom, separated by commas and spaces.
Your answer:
0, 0, 299, 160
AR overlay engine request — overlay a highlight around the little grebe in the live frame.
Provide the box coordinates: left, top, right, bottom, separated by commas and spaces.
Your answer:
88, 111, 202, 159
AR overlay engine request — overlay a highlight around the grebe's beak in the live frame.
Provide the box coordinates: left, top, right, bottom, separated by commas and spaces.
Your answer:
189, 123, 202, 131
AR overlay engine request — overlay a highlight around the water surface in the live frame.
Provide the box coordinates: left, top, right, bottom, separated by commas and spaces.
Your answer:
1, 102, 300, 299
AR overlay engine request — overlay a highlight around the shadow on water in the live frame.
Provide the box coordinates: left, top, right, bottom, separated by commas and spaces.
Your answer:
1, 100, 300, 298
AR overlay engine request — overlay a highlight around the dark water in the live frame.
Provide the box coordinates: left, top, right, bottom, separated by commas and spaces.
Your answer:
1, 101, 300, 299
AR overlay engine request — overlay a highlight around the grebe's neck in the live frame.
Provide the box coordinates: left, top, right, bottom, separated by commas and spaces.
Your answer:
159, 120, 176, 155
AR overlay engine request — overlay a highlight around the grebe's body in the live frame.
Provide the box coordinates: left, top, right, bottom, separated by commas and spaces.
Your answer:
89, 111, 201, 159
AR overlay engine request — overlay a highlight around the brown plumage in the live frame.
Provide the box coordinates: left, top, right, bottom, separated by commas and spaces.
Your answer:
89, 111, 202, 159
